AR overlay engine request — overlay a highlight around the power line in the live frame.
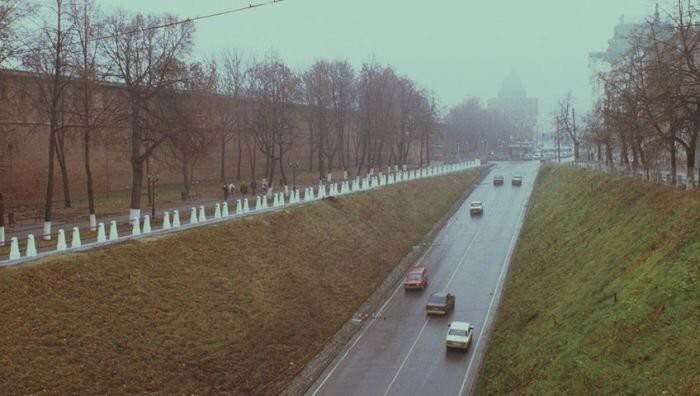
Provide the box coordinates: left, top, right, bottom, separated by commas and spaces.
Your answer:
95, 0, 286, 41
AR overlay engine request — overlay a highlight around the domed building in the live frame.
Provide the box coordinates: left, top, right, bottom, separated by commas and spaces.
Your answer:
487, 72, 538, 137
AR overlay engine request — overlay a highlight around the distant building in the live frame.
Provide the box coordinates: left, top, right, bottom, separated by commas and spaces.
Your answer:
589, 16, 639, 105
487, 72, 538, 138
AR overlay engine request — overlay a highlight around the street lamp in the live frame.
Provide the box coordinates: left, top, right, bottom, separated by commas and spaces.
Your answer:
289, 161, 299, 191
147, 173, 160, 219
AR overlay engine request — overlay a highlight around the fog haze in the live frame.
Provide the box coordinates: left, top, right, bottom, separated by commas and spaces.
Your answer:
99, 0, 658, 128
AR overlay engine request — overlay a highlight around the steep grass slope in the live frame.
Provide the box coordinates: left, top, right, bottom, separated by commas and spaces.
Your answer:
476, 166, 699, 394
0, 170, 480, 394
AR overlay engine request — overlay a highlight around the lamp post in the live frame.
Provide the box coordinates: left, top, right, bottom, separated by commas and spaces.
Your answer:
289, 161, 299, 191
147, 173, 160, 219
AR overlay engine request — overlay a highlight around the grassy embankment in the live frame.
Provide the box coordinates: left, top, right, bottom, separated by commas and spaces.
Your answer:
476, 166, 699, 394
0, 169, 480, 394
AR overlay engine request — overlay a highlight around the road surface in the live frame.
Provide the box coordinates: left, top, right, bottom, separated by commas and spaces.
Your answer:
307, 161, 540, 396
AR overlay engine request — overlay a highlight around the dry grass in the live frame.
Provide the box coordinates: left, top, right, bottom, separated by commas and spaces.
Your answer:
475, 166, 700, 394
0, 170, 479, 394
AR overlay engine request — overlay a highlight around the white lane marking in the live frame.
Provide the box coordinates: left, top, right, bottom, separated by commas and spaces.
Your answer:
382, 317, 430, 396
457, 194, 529, 396
382, 230, 480, 395
311, 201, 467, 395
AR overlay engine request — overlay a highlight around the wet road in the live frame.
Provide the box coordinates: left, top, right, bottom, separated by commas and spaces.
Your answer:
307, 161, 540, 396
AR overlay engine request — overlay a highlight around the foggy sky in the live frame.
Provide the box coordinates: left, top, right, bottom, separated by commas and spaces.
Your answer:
98, 0, 659, 130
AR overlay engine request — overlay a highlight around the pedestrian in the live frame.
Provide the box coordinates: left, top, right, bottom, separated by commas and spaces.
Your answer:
228, 183, 236, 197
222, 184, 229, 201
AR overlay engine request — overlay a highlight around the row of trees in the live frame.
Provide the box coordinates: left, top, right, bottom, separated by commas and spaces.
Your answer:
0, 0, 442, 239
443, 97, 532, 157
588, 0, 699, 185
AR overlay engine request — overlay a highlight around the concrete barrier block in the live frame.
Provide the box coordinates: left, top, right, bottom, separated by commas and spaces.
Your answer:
243, 198, 250, 213
215, 203, 222, 219
162, 212, 171, 230
198, 206, 206, 222
9, 236, 20, 260
109, 221, 119, 240
0, 226, 4, 247
256, 196, 262, 210
71, 227, 82, 248
97, 223, 107, 242
190, 207, 198, 224
89, 214, 97, 232
56, 229, 67, 251
262, 196, 269, 209
222, 203, 229, 217
172, 210, 181, 228
26, 234, 37, 257
143, 215, 152, 234
132, 217, 141, 236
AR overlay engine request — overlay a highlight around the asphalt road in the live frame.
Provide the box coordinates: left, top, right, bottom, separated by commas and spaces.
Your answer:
307, 161, 540, 396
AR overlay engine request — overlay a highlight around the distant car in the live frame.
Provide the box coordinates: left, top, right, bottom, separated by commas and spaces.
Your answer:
523, 154, 533, 161
426, 292, 455, 315
446, 321, 474, 350
404, 267, 429, 290
469, 201, 483, 215
512, 176, 522, 186
493, 175, 504, 185
533, 153, 542, 160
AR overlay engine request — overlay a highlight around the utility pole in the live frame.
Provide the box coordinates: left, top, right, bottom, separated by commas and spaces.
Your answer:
556, 116, 561, 163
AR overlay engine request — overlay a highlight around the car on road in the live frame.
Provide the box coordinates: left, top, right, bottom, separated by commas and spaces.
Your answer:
493, 175, 504, 185
469, 201, 483, 215
426, 292, 455, 315
512, 176, 522, 186
446, 321, 474, 350
403, 267, 429, 290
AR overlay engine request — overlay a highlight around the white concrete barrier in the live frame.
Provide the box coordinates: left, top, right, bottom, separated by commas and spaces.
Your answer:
97, 222, 107, 242
215, 203, 222, 219
9, 236, 20, 260
109, 221, 119, 240
236, 199, 243, 215
198, 206, 206, 222
273, 193, 279, 207
222, 203, 229, 217
162, 212, 171, 230
256, 196, 262, 211
71, 227, 82, 248
0, 226, 5, 247
172, 210, 181, 228
262, 196, 268, 209
143, 215, 152, 234
89, 214, 97, 232
190, 207, 198, 224
57, 230, 67, 251
26, 234, 37, 257
243, 198, 250, 213
132, 217, 141, 236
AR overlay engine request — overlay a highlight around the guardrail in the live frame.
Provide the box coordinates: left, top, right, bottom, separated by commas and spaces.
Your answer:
570, 161, 698, 189
1, 160, 482, 266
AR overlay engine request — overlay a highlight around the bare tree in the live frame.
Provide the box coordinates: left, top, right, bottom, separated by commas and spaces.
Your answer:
101, 10, 194, 219
247, 54, 300, 186
22, 0, 74, 239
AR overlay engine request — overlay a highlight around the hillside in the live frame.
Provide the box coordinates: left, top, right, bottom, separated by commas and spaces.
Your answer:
0, 169, 480, 394
476, 166, 699, 394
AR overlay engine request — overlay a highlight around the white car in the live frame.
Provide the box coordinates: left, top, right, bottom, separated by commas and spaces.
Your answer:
469, 201, 483, 215
446, 321, 474, 350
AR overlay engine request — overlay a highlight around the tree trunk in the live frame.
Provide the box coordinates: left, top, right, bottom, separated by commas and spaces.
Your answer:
220, 130, 226, 182
44, 128, 57, 221
56, 133, 71, 208
236, 130, 242, 181
669, 137, 677, 185
129, 105, 144, 216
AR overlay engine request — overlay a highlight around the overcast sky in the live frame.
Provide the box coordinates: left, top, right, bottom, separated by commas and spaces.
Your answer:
98, 0, 660, 130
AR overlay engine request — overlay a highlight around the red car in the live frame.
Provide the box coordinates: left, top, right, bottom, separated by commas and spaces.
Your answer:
404, 267, 429, 290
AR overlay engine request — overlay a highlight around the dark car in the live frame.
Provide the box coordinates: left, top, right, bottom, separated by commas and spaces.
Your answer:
493, 175, 504, 185
426, 292, 455, 315
512, 176, 523, 186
